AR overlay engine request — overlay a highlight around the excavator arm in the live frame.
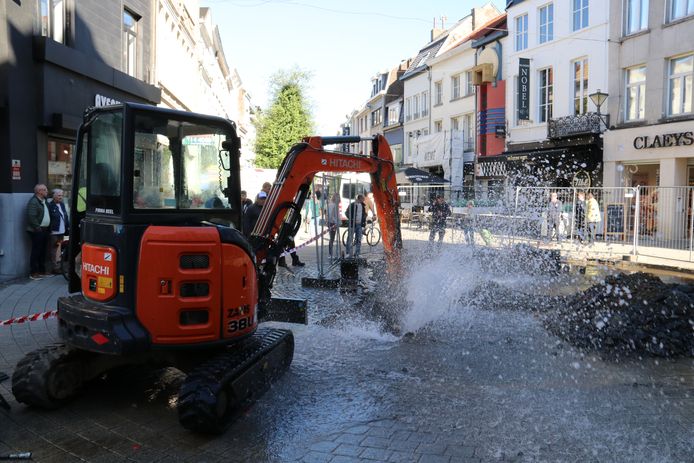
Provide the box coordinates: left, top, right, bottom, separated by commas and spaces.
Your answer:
250, 134, 402, 305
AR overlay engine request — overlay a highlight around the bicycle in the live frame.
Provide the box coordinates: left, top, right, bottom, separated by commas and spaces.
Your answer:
341, 218, 381, 247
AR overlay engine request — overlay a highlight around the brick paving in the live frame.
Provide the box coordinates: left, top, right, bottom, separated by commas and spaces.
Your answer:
0, 237, 693, 462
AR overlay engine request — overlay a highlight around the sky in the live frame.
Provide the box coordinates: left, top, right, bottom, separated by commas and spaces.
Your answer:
202, 0, 505, 135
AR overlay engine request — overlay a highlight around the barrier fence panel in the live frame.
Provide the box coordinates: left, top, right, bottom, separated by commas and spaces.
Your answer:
396, 183, 694, 262
634, 186, 694, 260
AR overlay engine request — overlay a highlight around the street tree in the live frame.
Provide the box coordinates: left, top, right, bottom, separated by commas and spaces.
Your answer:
254, 69, 314, 168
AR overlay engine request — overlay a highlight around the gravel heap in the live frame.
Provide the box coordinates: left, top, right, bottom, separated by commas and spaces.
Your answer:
543, 272, 694, 357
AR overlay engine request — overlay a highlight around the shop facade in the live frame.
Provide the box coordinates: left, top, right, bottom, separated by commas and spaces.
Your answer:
603, 122, 694, 188
0, 1, 159, 278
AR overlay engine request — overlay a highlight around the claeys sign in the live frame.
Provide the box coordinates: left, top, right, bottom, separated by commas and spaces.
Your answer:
633, 131, 693, 150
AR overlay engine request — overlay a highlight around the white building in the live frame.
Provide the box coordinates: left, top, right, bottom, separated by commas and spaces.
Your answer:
154, 2, 255, 163
603, 0, 694, 189
401, 3, 499, 188
503, 0, 609, 187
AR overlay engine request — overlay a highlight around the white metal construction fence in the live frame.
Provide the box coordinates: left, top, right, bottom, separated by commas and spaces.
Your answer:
511, 186, 694, 261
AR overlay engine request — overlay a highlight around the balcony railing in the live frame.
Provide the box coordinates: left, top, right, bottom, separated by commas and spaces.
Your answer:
547, 112, 607, 139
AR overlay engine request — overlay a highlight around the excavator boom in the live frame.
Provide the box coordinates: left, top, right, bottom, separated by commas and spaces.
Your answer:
250, 135, 402, 302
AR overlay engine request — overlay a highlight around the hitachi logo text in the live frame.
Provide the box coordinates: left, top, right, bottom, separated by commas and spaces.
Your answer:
329, 159, 362, 169
83, 262, 110, 276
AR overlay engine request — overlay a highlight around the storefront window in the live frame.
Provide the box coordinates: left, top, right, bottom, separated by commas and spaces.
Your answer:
47, 139, 74, 197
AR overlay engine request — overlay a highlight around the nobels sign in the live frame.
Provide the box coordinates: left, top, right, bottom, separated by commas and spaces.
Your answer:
633, 131, 694, 150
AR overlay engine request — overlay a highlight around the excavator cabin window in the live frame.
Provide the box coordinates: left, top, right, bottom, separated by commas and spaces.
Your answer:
132, 113, 231, 211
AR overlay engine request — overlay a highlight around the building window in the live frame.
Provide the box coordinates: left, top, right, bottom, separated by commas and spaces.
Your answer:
371, 108, 382, 127
670, 0, 694, 21
573, 59, 589, 115
434, 120, 443, 132
573, 0, 589, 31
538, 67, 554, 123
434, 81, 443, 105
387, 106, 398, 126
539, 3, 554, 44
413, 94, 420, 119
451, 116, 461, 132
47, 139, 74, 194
405, 98, 411, 121
465, 71, 475, 96
625, 0, 648, 35
123, 9, 139, 78
515, 14, 528, 51
668, 54, 693, 116
39, 0, 66, 44
451, 74, 461, 100
463, 114, 474, 150
625, 65, 646, 121
421, 91, 429, 117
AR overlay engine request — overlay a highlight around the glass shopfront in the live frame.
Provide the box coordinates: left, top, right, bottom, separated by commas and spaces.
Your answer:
47, 137, 74, 197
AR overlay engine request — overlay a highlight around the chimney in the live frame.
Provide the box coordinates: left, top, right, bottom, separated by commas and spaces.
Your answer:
431, 16, 445, 41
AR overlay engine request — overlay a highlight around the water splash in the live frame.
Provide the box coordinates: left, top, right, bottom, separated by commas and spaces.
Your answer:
401, 245, 479, 332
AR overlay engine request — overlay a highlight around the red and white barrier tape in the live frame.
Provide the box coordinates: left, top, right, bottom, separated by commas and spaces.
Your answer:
279, 226, 335, 257
1, 230, 340, 326
1, 310, 57, 326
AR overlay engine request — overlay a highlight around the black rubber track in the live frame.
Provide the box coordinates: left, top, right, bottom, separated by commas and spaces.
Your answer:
12, 344, 86, 409
177, 328, 294, 434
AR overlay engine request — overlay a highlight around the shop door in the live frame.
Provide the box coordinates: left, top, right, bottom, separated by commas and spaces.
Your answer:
47, 138, 74, 198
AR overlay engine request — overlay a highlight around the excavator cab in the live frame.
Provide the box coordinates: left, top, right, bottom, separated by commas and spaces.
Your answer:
60, 103, 259, 355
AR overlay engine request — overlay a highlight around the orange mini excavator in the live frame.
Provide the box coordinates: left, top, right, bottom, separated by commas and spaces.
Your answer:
12, 103, 401, 433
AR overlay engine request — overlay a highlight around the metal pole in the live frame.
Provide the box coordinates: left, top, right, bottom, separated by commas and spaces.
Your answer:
569, 187, 576, 243
319, 176, 327, 276
689, 189, 694, 262
311, 179, 322, 275
632, 187, 639, 256
513, 186, 520, 245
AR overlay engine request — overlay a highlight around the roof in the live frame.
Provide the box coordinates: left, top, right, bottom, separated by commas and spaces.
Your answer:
467, 13, 507, 42
400, 36, 447, 81
506, 0, 525, 8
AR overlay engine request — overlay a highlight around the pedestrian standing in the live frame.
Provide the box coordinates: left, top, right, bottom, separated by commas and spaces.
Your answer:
462, 200, 476, 245
547, 192, 563, 242
326, 192, 340, 259
586, 192, 601, 243
428, 194, 451, 243
243, 191, 266, 238
240, 190, 252, 213
48, 189, 70, 274
574, 191, 586, 242
345, 194, 367, 258
26, 184, 51, 279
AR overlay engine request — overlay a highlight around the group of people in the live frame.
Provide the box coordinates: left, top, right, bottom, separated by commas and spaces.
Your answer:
241, 182, 305, 268
26, 184, 70, 280
546, 191, 601, 243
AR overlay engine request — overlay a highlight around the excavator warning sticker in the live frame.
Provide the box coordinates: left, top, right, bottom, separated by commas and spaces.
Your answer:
104, 252, 112, 262
98, 276, 113, 289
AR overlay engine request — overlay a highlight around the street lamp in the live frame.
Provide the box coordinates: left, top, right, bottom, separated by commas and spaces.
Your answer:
589, 89, 609, 130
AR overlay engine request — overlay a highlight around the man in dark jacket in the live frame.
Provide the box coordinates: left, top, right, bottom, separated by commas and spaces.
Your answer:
428, 194, 451, 243
243, 191, 266, 238
345, 194, 367, 258
48, 189, 70, 273
26, 184, 51, 279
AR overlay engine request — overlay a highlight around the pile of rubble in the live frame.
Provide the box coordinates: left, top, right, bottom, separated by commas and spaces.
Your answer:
543, 272, 694, 357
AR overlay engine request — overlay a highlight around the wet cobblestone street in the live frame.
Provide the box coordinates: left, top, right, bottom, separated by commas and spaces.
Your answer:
1, 238, 693, 462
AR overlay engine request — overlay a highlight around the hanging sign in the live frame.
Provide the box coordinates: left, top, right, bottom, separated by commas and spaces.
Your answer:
518, 58, 530, 121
